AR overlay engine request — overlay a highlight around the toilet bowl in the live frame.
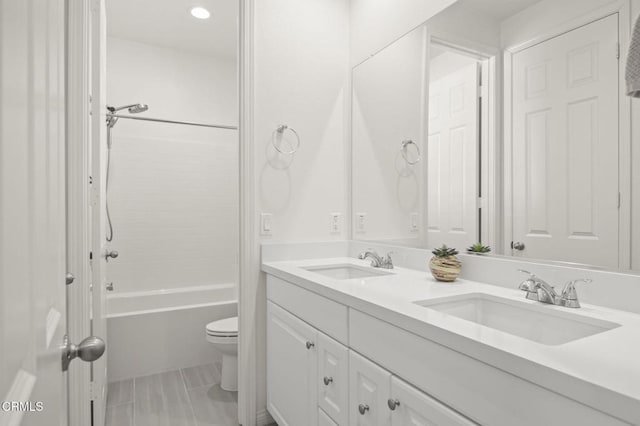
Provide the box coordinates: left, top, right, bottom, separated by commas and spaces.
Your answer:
206, 316, 238, 391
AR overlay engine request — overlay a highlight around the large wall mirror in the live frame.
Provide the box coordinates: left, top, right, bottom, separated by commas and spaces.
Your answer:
351, 0, 634, 271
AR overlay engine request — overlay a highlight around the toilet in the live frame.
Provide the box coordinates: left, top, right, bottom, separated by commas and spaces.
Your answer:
205, 316, 238, 391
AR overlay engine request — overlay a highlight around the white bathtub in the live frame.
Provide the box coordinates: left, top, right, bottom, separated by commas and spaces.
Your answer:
106, 283, 237, 381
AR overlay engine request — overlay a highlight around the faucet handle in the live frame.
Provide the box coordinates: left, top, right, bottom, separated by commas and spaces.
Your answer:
560, 279, 592, 308
517, 269, 536, 291
517, 269, 533, 277
381, 252, 394, 269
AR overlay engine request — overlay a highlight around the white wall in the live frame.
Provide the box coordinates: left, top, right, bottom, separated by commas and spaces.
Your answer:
352, 25, 427, 243
349, 0, 456, 66
252, 0, 350, 421
106, 37, 238, 293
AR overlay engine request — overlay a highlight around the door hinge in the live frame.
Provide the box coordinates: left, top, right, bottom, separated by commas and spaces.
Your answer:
616, 42, 620, 59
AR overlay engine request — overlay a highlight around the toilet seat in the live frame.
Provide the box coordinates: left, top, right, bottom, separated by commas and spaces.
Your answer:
206, 316, 238, 337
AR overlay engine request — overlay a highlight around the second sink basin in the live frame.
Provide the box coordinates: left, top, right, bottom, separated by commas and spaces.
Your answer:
415, 293, 620, 345
303, 264, 393, 280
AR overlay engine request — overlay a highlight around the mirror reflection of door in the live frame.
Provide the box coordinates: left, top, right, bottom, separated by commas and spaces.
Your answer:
427, 46, 481, 250
511, 14, 619, 268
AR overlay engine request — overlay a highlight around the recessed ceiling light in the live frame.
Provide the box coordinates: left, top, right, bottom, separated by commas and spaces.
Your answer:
190, 7, 210, 19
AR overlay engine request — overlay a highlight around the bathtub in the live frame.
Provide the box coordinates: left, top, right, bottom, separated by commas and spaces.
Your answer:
106, 283, 237, 381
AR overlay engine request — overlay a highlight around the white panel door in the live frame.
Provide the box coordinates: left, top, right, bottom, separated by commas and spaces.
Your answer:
267, 302, 318, 426
349, 351, 392, 426
390, 377, 475, 426
427, 62, 479, 249
0, 0, 67, 424
511, 14, 619, 267
318, 331, 349, 425
90, 0, 109, 423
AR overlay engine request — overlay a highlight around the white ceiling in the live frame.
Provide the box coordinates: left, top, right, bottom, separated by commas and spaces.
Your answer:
106, 0, 239, 58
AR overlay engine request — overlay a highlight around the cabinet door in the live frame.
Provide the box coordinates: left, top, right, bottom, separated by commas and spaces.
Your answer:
267, 301, 318, 426
390, 377, 475, 426
349, 351, 392, 426
319, 408, 340, 426
318, 331, 349, 425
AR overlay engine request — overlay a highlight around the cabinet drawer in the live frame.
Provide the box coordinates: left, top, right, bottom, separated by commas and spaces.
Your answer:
318, 332, 349, 425
267, 275, 348, 344
318, 408, 339, 426
349, 309, 626, 426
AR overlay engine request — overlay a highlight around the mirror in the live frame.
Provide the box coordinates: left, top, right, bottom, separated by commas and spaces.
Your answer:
352, 0, 633, 271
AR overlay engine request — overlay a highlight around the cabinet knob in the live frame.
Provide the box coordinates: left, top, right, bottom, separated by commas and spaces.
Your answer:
387, 398, 400, 410
323, 376, 333, 386
305, 341, 315, 350
358, 404, 370, 415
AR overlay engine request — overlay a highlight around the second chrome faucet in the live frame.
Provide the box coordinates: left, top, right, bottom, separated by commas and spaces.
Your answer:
518, 269, 591, 308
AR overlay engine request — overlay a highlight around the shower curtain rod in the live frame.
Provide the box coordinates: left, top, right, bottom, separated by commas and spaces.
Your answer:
107, 113, 238, 130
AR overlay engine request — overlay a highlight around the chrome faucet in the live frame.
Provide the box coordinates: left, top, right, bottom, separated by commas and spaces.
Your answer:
358, 250, 394, 269
517, 270, 591, 308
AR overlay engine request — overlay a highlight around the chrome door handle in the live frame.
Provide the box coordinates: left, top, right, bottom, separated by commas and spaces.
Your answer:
358, 404, 370, 415
388, 398, 400, 410
511, 241, 525, 251
106, 250, 119, 260
66, 272, 75, 285
323, 376, 333, 386
61, 335, 105, 371
305, 341, 315, 350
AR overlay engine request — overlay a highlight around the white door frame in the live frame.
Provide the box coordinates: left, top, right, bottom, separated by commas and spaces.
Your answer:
426, 33, 502, 252
66, 0, 94, 425
503, 0, 631, 268
238, 0, 259, 425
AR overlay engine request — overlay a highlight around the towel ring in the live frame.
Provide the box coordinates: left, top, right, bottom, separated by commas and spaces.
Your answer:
400, 139, 421, 165
272, 124, 300, 155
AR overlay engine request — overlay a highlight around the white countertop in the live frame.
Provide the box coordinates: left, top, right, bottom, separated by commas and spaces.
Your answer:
262, 257, 640, 424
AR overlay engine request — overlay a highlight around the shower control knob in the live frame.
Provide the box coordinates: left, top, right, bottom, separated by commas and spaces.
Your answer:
106, 250, 119, 259
61, 335, 106, 372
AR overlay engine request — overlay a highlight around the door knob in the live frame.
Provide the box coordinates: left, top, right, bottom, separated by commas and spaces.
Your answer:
358, 404, 370, 415
305, 341, 315, 350
106, 250, 119, 260
388, 398, 400, 410
61, 335, 105, 372
511, 241, 525, 251
106, 282, 114, 291
65, 272, 75, 285
323, 376, 333, 386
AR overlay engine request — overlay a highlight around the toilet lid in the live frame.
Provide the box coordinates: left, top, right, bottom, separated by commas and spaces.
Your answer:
206, 316, 238, 337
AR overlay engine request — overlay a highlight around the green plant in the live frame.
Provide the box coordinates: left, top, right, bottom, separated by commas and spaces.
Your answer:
467, 243, 491, 254
431, 244, 459, 257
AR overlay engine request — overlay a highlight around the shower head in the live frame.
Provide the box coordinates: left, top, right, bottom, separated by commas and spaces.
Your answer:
107, 103, 149, 114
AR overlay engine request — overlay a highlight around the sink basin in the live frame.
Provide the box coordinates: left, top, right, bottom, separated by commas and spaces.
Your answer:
415, 293, 620, 345
303, 264, 393, 280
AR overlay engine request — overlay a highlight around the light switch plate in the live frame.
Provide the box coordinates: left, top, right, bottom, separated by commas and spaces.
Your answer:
355, 213, 366, 233
330, 212, 342, 234
260, 213, 273, 236
410, 212, 419, 232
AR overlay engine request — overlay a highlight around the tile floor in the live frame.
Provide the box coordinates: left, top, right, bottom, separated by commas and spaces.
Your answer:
106, 362, 238, 426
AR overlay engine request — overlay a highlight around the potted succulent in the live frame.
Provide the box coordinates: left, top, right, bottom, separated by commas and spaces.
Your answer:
467, 243, 491, 255
429, 245, 461, 282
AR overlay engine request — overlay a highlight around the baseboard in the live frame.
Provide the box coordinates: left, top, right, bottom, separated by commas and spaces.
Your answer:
257, 408, 275, 426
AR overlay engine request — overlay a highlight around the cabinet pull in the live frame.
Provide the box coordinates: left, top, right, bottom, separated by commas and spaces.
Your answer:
388, 398, 400, 410
323, 376, 333, 386
358, 404, 370, 415
305, 341, 315, 349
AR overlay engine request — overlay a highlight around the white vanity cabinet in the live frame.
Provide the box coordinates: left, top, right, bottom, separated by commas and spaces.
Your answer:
318, 331, 349, 425
349, 351, 474, 426
267, 301, 318, 426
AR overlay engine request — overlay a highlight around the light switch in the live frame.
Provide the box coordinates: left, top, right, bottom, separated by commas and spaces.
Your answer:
260, 213, 273, 236
355, 213, 366, 233
410, 212, 419, 232
330, 212, 341, 234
